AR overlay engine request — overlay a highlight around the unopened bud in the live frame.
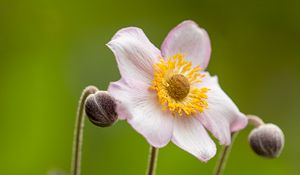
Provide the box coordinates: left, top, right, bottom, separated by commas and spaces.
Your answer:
248, 123, 284, 158
85, 91, 118, 127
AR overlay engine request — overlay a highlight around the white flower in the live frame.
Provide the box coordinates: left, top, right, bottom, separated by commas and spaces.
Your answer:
107, 20, 248, 162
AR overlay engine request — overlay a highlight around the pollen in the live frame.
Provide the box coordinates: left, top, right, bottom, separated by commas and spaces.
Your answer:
150, 53, 209, 116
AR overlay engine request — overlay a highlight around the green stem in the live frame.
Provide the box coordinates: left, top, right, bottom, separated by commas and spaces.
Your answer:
214, 132, 238, 175
147, 146, 159, 175
71, 86, 98, 175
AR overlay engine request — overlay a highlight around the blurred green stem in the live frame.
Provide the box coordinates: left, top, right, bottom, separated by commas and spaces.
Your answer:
147, 146, 159, 175
214, 132, 238, 175
71, 86, 98, 175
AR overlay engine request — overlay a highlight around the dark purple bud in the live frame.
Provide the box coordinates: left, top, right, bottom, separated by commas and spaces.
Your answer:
85, 91, 118, 127
248, 123, 284, 158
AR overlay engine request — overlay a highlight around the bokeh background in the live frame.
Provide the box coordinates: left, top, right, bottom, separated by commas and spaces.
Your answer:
1, 0, 299, 174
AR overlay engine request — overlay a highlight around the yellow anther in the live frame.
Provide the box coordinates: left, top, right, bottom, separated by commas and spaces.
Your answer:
150, 53, 209, 116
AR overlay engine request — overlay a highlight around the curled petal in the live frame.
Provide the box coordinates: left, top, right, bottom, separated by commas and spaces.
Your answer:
107, 27, 161, 83
108, 78, 174, 147
161, 20, 211, 69
172, 116, 216, 162
197, 73, 248, 145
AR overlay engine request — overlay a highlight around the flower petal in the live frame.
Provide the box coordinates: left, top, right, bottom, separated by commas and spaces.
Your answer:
108, 78, 174, 148
161, 20, 211, 69
172, 116, 216, 162
197, 73, 248, 145
107, 27, 161, 83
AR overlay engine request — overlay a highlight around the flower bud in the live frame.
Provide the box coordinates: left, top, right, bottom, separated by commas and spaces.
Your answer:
85, 91, 118, 127
248, 123, 284, 158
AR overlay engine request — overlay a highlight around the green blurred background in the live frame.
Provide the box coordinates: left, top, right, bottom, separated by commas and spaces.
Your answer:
0, 0, 299, 174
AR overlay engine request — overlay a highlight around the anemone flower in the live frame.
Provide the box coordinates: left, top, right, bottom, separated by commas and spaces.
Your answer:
107, 20, 248, 162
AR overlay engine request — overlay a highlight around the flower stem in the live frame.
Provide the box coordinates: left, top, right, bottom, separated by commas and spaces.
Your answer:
147, 146, 159, 175
247, 114, 265, 127
71, 86, 98, 175
214, 132, 238, 175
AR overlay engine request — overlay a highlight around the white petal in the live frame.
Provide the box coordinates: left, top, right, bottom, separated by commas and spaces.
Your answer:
172, 116, 216, 162
197, 73, 248, 145
161, 20, 211, 69
108, 78, 174, 148
107, 27, 161, 83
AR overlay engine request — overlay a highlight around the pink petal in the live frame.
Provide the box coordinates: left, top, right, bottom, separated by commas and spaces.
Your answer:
161, 20, 211, 69
172, 116, 216, 162
108, 78, 174, 148
197, 73, 248, 145
107, 27, 161, 84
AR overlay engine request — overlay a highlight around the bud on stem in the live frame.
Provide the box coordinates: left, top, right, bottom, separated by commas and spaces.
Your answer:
71, 86, 118, 175
247, 115, 284, 158
248, 123, 284, 158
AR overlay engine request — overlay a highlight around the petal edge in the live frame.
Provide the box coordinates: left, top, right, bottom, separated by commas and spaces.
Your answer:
161, 20, 211, 69
107, 27, 161, 84
197, 73, 248, 145
108, 78, 174, 148
172, 116, 216, 162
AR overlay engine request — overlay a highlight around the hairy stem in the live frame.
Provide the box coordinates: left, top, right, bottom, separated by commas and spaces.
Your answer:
214, 132, 238, 175
71, 86, 98, 175
247, 115, 265, 127
147, 146, 159, 175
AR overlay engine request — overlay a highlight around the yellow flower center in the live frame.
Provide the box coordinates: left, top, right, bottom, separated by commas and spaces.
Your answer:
150, 53, 209, 116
